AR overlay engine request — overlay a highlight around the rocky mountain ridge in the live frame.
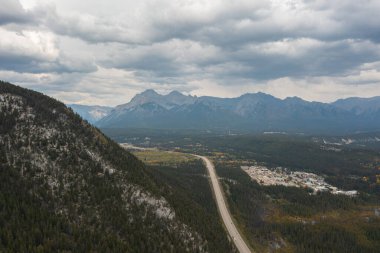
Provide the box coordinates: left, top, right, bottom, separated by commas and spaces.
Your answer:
91, 90, 380, 134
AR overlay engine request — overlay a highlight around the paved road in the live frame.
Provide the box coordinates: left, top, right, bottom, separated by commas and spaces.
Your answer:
195, 155, 252, 253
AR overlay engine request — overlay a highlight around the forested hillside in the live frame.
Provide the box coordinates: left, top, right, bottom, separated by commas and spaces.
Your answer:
143, 159, 236, 253
0, 81, 209, 252
216, 163, 380, 253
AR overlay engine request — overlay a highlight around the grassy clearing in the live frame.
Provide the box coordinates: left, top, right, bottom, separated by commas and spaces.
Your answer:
132, 150, 197, 166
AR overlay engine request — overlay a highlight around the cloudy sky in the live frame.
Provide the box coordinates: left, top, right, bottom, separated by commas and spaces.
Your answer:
1, 0, 380, 105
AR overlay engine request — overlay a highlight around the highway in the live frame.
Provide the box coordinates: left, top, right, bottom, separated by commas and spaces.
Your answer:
195, 155, 252, 253
121, 143, 253, 252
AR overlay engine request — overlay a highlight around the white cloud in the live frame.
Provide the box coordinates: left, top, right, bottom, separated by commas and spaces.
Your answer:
104, 39, 222, 75
263, 77, 380, 102
0, 26, 97, 73
0, 0, 380, 105
246, 38, 325, 58
0, 28, 58, 61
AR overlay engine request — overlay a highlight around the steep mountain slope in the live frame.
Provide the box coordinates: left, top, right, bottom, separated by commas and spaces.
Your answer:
96, 90, 380, 134
118, 89, 196, 110
0, 81, 209, 252
332, 96, 380, 115
67, 104, 113, 123
98, 89, 198, 128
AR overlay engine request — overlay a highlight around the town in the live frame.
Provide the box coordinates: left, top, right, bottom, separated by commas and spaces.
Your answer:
241, 165, 358, 197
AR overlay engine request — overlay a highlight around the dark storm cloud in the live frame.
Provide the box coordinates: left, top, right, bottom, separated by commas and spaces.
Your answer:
0, 43, 97, 74
62, 0, 378, 83
225, 39, 380, 80
0, 58, 97, 74
100, 37, 379, 82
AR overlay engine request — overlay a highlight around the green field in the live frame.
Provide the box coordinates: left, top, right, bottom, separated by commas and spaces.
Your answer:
132, 150, 197, 166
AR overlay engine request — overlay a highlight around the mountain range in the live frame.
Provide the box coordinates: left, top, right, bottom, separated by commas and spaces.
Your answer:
72, 90, 380, 135
68, 104, 113, 123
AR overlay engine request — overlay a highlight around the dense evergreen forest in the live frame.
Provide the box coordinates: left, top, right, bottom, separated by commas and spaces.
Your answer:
145, 160, 236, 253
216, 163, 380, 253
0, 81, 212, 252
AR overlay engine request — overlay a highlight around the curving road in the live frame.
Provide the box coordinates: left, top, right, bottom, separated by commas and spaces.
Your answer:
195, 155, 252, 253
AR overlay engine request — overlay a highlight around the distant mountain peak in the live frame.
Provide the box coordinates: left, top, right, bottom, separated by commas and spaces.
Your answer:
167, 90, 183, 96
91, 87, 380, 134
283, 96, 307, 103
68, 104, 113, 123
332, 95, 380, 113
238, 92, 277, 102
129, 89, 161, 104
241, 91, 272, 97
139, 89, 188, 99
140, 89, 159, 96
164, 90, 195, 105
112, 89, 196, 113
285, 96, 303, 100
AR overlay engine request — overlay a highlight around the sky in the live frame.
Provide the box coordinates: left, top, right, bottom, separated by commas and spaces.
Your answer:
0, 0, 380, 106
